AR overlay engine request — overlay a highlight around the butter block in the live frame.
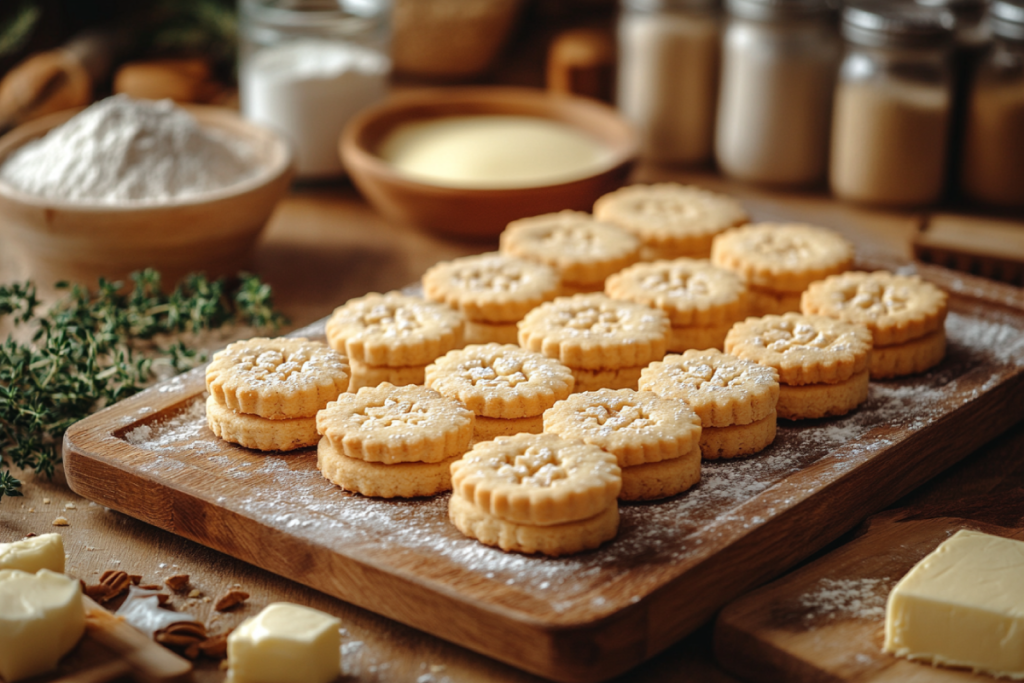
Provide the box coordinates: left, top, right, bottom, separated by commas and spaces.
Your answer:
0, 569, 86, 682
0, 533, 65, 573
884, 529, 1024, 678
227, 602, 341, 683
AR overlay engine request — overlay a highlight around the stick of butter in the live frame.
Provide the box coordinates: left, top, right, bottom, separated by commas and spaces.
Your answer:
0, 568, 86, 682
883, 529, 1024, 678
0, 533, 65, 573
227, 602, 341, 683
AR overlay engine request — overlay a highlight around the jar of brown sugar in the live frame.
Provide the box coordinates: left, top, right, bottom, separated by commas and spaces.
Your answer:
961, 0, 1024, 208
829, 2, 955, 207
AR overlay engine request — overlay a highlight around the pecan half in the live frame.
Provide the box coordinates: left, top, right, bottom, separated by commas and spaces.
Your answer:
198, 632, 231, 659
155, 621, 207, 651
214, 590, 249, 612
165, 574, 190, 591
84, 570, 131, 604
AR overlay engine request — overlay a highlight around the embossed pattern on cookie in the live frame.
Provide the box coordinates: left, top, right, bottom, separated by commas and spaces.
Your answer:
450, 433, 621, 527
325, 291, 464, 367
316, 383, 473, 464
801, 271, 948, 347
422, 252, 560, 323
425, 344, 574, 419
206, 337, 350, 420
724, 313, 873, 386
606, 259, 748, 326
711, 223, 854, 292
593, 183, 749, 258
499, 210, 641, 287
640, 349, 780, 428
518, 293, 670, 370
543, 389, 702, 467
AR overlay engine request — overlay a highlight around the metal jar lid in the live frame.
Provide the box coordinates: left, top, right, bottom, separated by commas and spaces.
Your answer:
991, 0, 1024, 40
841, 1, 955, 48
725, 0, 834, 21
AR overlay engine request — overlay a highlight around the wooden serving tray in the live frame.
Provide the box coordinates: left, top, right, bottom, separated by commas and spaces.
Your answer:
714, 425, 1024, 683
63, 262, 1024, 683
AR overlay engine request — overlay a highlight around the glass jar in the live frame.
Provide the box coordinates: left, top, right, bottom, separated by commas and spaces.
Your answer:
715, 0, 840, 187
916, 0, 992, 194
238, 0, 391, 180
961, 0, 1024, 207
829, 3, 954, 207
617, 0, 721, 165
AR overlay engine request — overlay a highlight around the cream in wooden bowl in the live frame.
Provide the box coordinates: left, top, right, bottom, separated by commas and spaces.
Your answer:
340, 87, 637, 239
0, 95, 293, 287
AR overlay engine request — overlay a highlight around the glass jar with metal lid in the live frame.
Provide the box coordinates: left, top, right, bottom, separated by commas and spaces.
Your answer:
238, 0, 391, 180
714, 0, 841, 187
961, 0, 1024, 207
617, 0, 722, 165
828, 2, 955, 207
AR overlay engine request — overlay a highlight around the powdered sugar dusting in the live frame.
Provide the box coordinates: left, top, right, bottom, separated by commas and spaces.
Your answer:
798, 577, 893, 623
113, 302, 1024, 613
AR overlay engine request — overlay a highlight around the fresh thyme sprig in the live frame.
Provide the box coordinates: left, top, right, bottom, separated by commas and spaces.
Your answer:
0, 269, 287, 500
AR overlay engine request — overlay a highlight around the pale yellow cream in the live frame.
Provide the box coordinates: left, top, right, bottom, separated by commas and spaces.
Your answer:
378, 115, 613, 189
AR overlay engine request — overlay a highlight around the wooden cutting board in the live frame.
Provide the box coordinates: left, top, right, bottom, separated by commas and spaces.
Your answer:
63, 262, 1024, 683
713, 424, 1024, 683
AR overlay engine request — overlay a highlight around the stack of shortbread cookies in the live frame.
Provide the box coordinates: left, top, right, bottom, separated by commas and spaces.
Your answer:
205, 337, 350, 451
326, 291, 464, 390
448, 433, 621, 556
543, 389, 703, 501
315, 383, 474, 498
426, 344, 574, 442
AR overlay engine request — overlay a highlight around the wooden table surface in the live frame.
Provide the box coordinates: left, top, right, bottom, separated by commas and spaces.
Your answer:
0, 164, 1020, 683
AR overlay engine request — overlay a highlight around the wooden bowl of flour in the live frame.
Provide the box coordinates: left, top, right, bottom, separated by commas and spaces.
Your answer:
0, 105, 292, 287
341, 87, 637, 240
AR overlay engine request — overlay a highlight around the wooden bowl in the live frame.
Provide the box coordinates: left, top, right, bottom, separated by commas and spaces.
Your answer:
340, 87, 637, 239
0, 105, 293, 287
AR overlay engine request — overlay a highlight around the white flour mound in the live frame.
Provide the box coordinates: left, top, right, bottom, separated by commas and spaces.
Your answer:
0, 95, 258, 203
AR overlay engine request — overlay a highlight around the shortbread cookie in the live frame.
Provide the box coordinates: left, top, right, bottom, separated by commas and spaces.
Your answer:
463, 320, 518, 345
669, 323, 735, 352
316, 383, 473, 464
542, 389, 702, 467
448, 492, 618, 556
425, 344, 574, 419
749, 287, 803, 316
711, 223, 855, 293
206, 396, 318, 451
724, 314, 873, 386
474, 415, 545, 440
422, 252, 560, 323
325, 291, 464, 367
571, 366, 646, 392
518, 294, 670, 370
700, 413, 777, 460
206, 337, 350, 419
593, 183, 749, 259
619, 443, 702, 501
870, 330, 946, 379
801, 271, 948, 347
348, 359, 427, 391
450, 433, 621, 526
499, 211, 641, 288
317, 439, 458, 498
777, 370, 870, 420
605, 259, 748, 327
640, 350, 779, 428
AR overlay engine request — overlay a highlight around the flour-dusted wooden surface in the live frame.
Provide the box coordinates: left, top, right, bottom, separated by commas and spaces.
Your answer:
713, 423, 1024, 683
61, 261, 1024, 683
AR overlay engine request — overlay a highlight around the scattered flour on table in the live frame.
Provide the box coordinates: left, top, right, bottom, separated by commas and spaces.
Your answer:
116, 304, 1024, 602
0, 95, 259, 203
798, 577, 893, 622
